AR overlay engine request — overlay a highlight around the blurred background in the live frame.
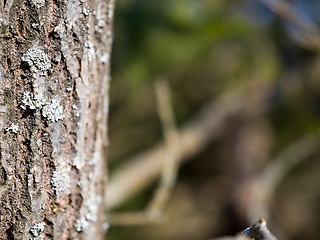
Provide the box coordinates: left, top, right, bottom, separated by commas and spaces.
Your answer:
106, 0, 320, 239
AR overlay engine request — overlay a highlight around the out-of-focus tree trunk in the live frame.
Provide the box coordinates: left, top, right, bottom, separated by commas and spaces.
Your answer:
0, 0, 113, 239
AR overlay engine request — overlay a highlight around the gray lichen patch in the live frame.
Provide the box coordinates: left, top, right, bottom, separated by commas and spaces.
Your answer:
72, 104, 80, 117
84, 196, 101, 222
82, 7, 90, 16
84, 41, 95, 63
29, 222, 45, 237
30, 0, 46, 9
51, 170, 70, 193
21, 92, 46, 110
21, 45, 51, 75
74, 217, 89, 232
107, 2, 114, 19
21, 92, 64, 122
6, 123, 19, 133
100, 52, 109, 64
42, 99, 64, 122
74, 196, 101, 232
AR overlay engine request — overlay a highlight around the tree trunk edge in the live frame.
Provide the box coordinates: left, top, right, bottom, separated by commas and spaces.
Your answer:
0, 0, 114, 239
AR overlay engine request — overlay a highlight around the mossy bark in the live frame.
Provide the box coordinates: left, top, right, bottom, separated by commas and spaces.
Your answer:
0, 0, 113, 239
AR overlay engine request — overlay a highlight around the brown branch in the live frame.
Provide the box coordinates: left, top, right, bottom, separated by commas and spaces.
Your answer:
146, 79, 180, 218
247, 129, 320, 222
106, 82, 270, 210
107, 79, 181, 225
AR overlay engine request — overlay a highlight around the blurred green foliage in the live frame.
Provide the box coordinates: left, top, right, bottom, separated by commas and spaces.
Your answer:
108, 0, 320, 239
110, 0, 274, 163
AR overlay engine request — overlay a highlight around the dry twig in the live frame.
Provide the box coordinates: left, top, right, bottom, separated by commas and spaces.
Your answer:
242, 219, 277, 240
211, 219, 278, 240
106, 83, 261, 210
247, 129, 320, 222
107, 80, 180, 225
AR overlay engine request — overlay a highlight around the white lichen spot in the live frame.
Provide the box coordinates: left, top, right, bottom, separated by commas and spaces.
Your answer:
82, 7, 89, 16
36, 139, 42, 147
22, 45, 51, 75
98, 19, 105, 28
21, 92, 46, 110
0, 105, 7, 113
100, 52, 109, 64
84, 42, 95, 62
30, 0, 45, 8
30, 236, 44, 240
0, 18, 10, 33
33, 92, 47, 107
85, 196, 101, 222
6, 123, 19, 133
42, 99, 64, 122
103, 222, 110, 232
74, 217, 89, 232
107, 2, 113, 19
51, 171, 70, 193
74, 196, 101, 232
95, 19, 106, 33
29, 222, 45, 237
77, 177, 88, 188
31, 23, 39, 28
54, 23, 65, 35
72, 104, 80, 117
27, 174, 35, 193
21, 92, 64, 122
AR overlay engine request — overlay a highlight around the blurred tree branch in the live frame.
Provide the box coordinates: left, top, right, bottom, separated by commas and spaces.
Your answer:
107, 80, 181, 225
258, 0, 320, 50
108, 1, 320, 239
248, 129, 320, 222
106, 81, 270, 211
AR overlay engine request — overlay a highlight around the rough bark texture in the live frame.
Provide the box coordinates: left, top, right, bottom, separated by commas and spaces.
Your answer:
0, 0, 113, 239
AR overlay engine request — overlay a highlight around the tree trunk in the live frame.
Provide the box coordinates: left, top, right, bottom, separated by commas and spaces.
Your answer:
0, 0, 113, 239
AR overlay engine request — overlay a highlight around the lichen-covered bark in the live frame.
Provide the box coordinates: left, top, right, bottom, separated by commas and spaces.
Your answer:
0, 0, 113, 239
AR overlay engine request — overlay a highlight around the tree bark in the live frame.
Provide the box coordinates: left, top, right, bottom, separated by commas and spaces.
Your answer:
0, 0, 113, 239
